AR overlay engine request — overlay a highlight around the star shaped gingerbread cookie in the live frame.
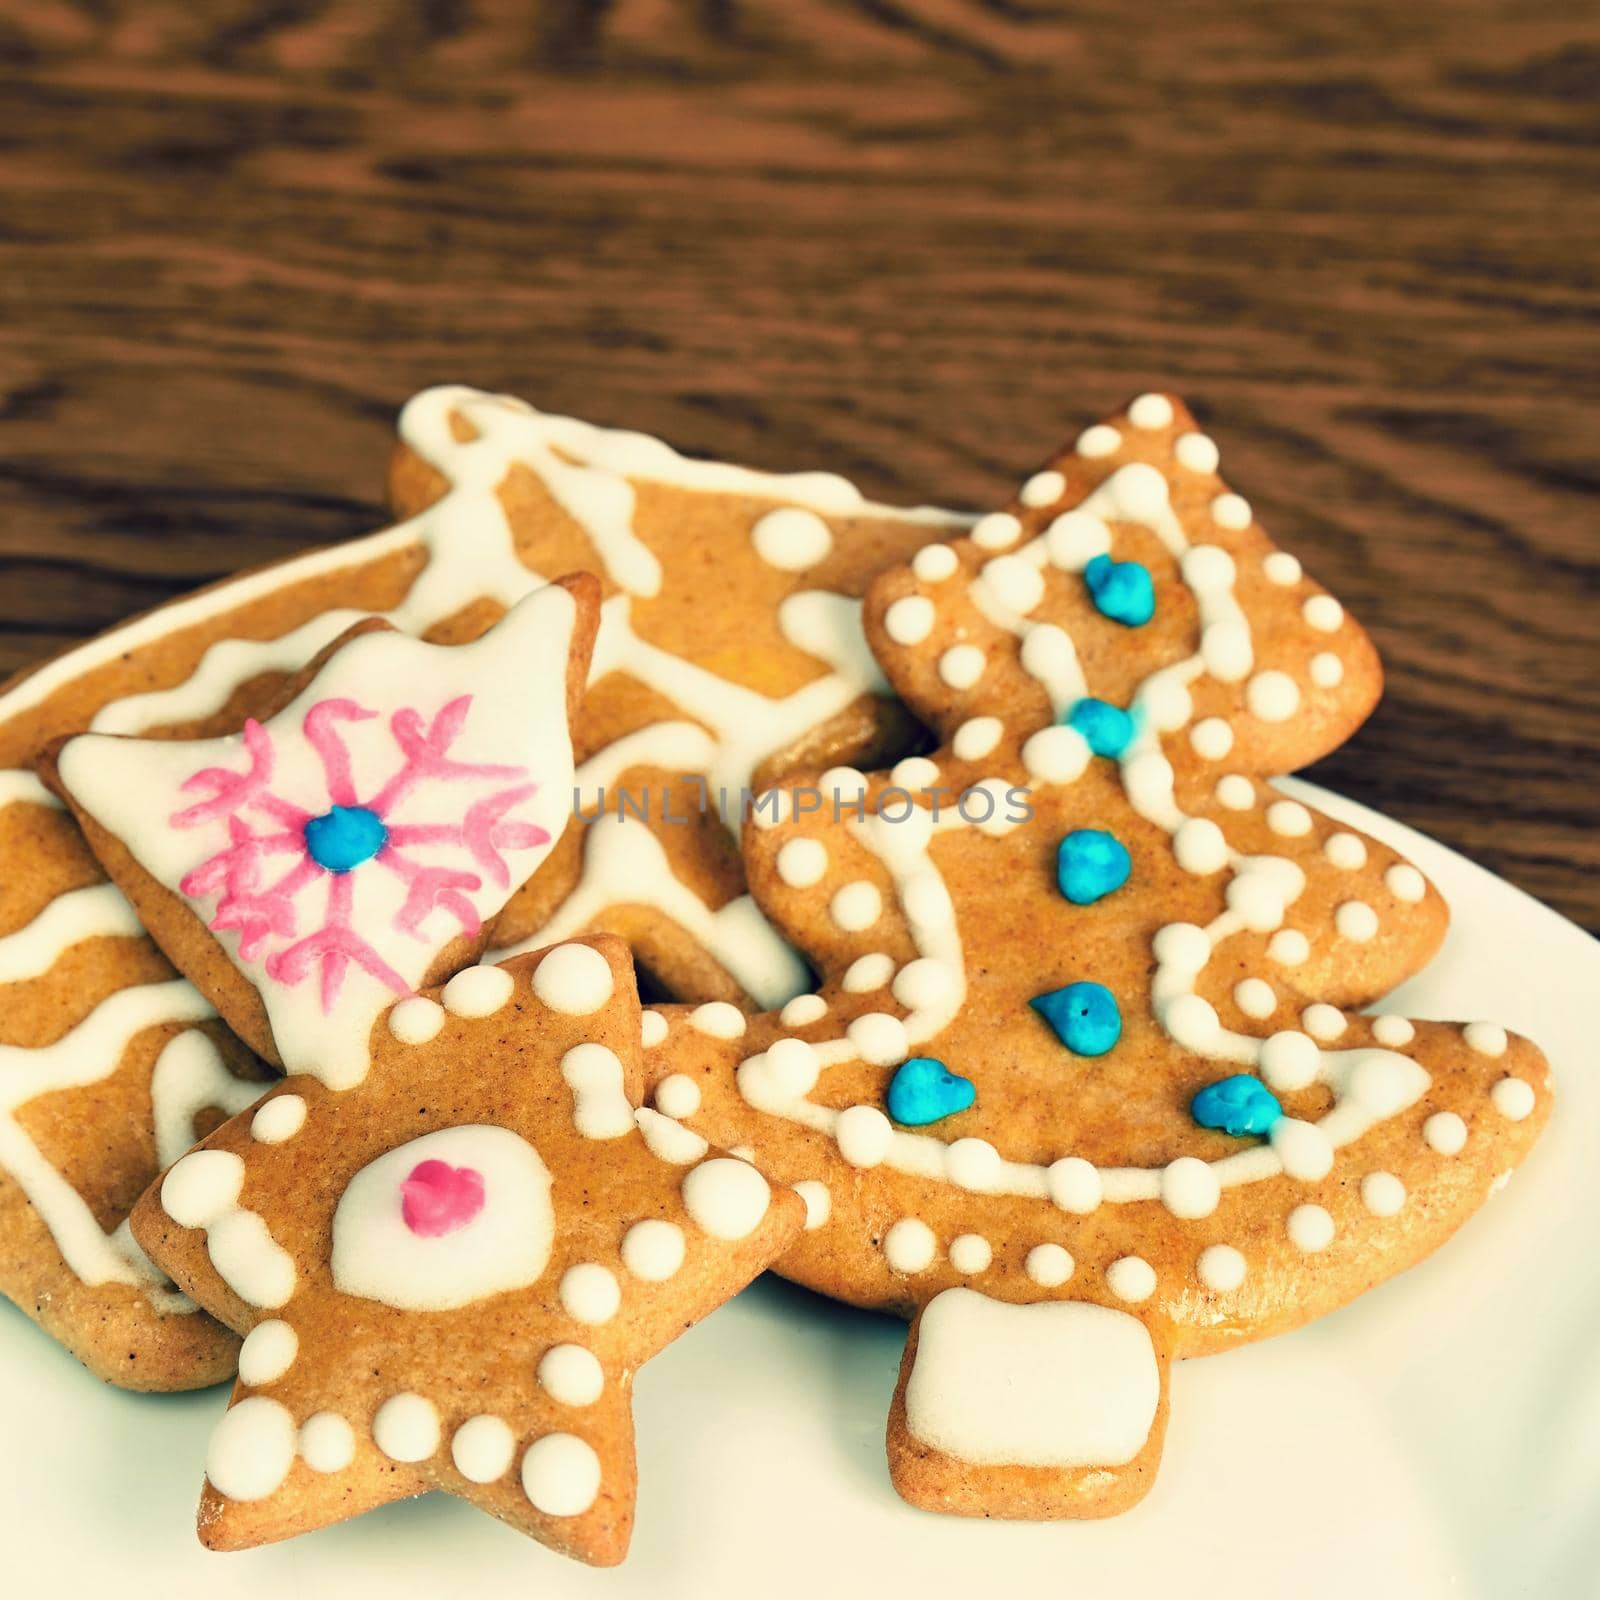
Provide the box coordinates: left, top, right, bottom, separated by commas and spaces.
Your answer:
128, 935, 802, 1564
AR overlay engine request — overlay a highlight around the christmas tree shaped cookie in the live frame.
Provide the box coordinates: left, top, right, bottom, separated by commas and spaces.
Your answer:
43, 577, 598, 1087
640, 394, 1553, 1518
129, 936, 802, 1564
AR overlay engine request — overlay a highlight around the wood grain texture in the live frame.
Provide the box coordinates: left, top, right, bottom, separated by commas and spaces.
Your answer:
0, 0, 1596, 927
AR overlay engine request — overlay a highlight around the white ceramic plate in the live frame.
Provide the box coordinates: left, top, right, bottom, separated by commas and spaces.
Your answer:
3, 780, 1595, 1599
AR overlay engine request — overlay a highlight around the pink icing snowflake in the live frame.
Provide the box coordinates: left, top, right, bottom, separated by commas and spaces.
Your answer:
173, 695, 549, 1011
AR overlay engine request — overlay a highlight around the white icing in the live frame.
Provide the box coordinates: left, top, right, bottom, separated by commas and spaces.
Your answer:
905, 1290, 1160, 1467
442, 966, 516, 1019
830, 880, 882, 931
532, 942, 614, 1015
971, 512, 1022, 551
522, 1433, 601, 1517
621, 1218, 686, 1280
452, 1415, 516, 1483
1466, 1022, 1509, 1058
1025, 1242, 1074, 1287
1311, 651, 1345, 687
1263, 551, 1302, 585
561, 1044, 635, 1139
914, 543, 960, 581
1198, 1244, 1246, 1292
207, 1209, 297, 1308
1266, 800, 1313, 837
250, 1094, 307, 1145
640, 1009, 669, 1049
1287, 1204, 1335, 1253
373, 1392, 440, 1462
938, 645, 986, 690
1020, 470, 1066, 507
952, 717, 1003, 760
751, 507, 833, 571
0, 882, 143, 983
1424, 1112, 1468, 1155
1128, 393, 1174, 430
1175, 432, 1220, 473
1361, 1171, 1406, 1217
1190, 716, 1234, 759
885, 1218, 937, 1273
538, 1343, 605, 1407
795, 1180, 831, 1229
1324, 831, 1368, 870
238, 1319, 298, 1386
150, 1030, 262, 1168
559, 1263, 620, 1325
331, 1125, 553, 1311
206, 1397, 297, 1501
653, 1073, 701, 1119
389, 996, 446, 1045
1386, 863, 1427, 903
634, 1106, 709, 1165
1336, 901, 1379, 942
1371, 1014, 1415, 1047
1076, 424, 1121, 459
681, 1157, 771, 1240
948, 1233, 992, 1274
1106, 1256, 1156, 1303
162, 1148, 245, 1228
777, 838, 828, 887
1491, 1077, 1535, 1121
299, 1412, 355, 1473
885, 596, 935, 645
780, 993, 827, 1028
1303, 594, 1344, 632
842, 952, 894, 992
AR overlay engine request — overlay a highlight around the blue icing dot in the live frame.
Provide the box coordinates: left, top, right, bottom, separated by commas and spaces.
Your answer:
1084, 553, 1156, 626
303, 805, 389, 873
1030, 981, 1121, 1057
1063, 697, 1136, 759
886, 1057, 976, 1126
1056, 828, 1132, 905
1191, 1075, 1283, 1137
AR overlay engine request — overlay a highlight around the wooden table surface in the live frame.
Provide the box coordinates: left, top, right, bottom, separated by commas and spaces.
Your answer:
1, 2, 1596, 930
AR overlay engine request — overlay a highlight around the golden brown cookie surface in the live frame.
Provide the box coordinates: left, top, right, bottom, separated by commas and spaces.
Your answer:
641, 393, 1553, 1519
130, 936, 801, 1566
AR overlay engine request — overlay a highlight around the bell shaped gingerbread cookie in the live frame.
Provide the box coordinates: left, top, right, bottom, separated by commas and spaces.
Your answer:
128, 935, 802, 1564
640, 394, 1553, 1518
44, 577, 598, 1088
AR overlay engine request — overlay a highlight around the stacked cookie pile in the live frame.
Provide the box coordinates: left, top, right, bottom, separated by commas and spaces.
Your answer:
0, 386, 1551, 1563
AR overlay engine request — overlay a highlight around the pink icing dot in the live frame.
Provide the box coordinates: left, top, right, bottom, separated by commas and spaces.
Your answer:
400, 1159, 486, 1237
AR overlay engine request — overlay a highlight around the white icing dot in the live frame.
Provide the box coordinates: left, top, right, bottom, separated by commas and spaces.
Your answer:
522, 1433, 601, 1518
250, 1095, 307, 1145
1333, 900, 1379, 945
1263, 551, 1302, 586
654, 1073, 701, 1119
1047, 1157, 1102, 1214
1424, 1112, 1468, 1156
1128, 393, 1175, 429
206, 1397, 297, 1502
538, 1344, 605, 1407
971, 511, 1023, 550
1361, 1171, 1406, 1217
389, 995, 446, 1045
1175, 431, 1220, 473
1303, 594, 1344, 632
1266, 800, 1313, 837
1371, 1014, 1415, 1047
1386, 863, 1427, 903
1271, 1117, 1335, 1181
1197, 1244, 1247, 1293
1325, 832, 1368, 870
161, 1149, 244, 1229
1110, 462, 1171, 523
1164, 993, 1222, 1052
1247, 669, 1301, 723
831, 880, 882, 931
892, 957, 954, 1012
1310, 651, 1345, 688
1490, 1076, 1535, 1121
780, 993, 827, 1028
559, 1263, 620, 1325
533, 944, 614, 1015
1106, 1256, 1156, 1303
1161, 1156, 1221, 1219
885, 1218, 937, 1274
1153, 921, 1210, 971
298, 1412, 355, 1474
641, 1009, 669, 1049
938, 644, 986, 690
1044, 510, 1112, 571
682, 1158, 772, 1239
764, 1037, 822, 1096
1215, 774, 1256, 811
1348, 1053, 1414, 1117
1021, 724, 1092, 785
842, 952, 895, 993
1174, 817, 1229, 876
1025, 1242, 1075, 1287
1075, 424, 1122, 459
913, 543, 960, 581
452, 1415, 516, 1484
1267, 928, 1310, 967
208, 1211, 297, 1309
1211, 493, 1252, 530
885, 595, 936, 645
948, 1234, 992, 1274
777, 837, 828, 888
847, 1012, 908, 1066
1465, 1022, 1509, 1057
1020, 469, 1067, 507
238, 1320, 298, 1387
751, 507, 833, 570
1260, 1030, 1321, 1092
1234, 978, 1277, 1019
442, 964, 516, 1018
794, 1180, 832, 1230
373, 1393, 440, 1463
689, 1001, 746, 1039
932, 722, 996, 775
982, 554, 1046, 614
1189, 717, 1234, 760
635, 1107, 708, 1165
946, 1138, 1002, 1192
1302, 1003, 1346, 1041
1201, 619, 1251, 681
1287, 1204, 1335, 1253
621, 1219, 686, 1281
820, 766, 869, 802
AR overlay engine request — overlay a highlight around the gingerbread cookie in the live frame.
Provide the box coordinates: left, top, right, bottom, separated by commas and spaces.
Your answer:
44, 577, 597, 1083
128, 935, 802, 1564
0, 389, 959, 1386
639, 393, 1553, 1518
